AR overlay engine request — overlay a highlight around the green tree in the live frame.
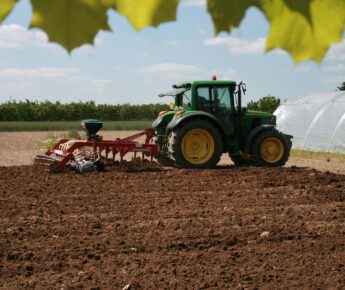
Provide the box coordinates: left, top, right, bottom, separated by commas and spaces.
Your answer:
337, 82, 345, 91
0, 100, 168, 121
1, 0, 344, 63
246, 96, 281, 114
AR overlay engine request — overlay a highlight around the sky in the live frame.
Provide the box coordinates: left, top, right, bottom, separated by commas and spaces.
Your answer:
1, 0, 345, 105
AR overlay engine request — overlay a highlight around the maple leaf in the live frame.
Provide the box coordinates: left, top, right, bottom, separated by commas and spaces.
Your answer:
0, 0, 18, 23
104, 0, 179, 30
208, 0, 345, 63
2, 0, 345, 63
30, 0, 111, 52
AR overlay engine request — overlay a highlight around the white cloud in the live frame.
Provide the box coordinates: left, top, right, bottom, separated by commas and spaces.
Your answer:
0, 24, 49, 49
322, 63, 345, 72
181, 0, 206, 7
0, 67, 81, 79
94, 36, 104, 46
204, 36, 266, 55
0, 24, 104, 52
0, 81, 34, 92
136, 63, 204, 78
72, 35, 104, 55
322, 75, 345, 85
325, 39, 345, 61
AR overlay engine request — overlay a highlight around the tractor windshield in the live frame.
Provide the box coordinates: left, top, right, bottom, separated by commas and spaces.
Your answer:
182, 90, 192, 109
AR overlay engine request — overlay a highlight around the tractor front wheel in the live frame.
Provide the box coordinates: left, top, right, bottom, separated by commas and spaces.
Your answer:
250, 129, 290, 167
168, 119, 223, 168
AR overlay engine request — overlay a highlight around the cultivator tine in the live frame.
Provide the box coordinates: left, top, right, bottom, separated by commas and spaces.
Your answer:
34, 154, 58, 166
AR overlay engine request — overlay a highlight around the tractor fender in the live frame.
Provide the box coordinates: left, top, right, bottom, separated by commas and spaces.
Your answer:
167, 111, 221, 131
152, 117, 165, 129
244, 125, 275, 152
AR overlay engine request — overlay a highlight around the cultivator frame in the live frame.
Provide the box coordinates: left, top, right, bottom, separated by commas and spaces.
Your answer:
34, 129, 159, 172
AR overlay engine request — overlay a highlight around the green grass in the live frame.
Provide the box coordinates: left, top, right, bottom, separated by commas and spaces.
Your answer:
39, 130, 82, 149
0, 121, 153, 131
291, 149, 345, 161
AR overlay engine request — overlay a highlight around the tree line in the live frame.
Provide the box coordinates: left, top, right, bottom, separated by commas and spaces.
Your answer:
0, 100, 168, 121
246, 95, 280, 114
0, 96, 281, 121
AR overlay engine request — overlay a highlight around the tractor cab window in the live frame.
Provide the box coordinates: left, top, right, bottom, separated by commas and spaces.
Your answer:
182, 89, 192, 109
212, 86, 231, 111
197, 87, 212, 111
197, 85, 234, 134
197, 86, 231, 112
176, 90, 192, 109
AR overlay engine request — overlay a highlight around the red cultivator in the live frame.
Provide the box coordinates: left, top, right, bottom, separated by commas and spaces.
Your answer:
34, 120, 159, 173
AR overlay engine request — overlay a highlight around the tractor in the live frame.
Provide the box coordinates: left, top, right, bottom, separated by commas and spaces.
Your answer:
35, 77, 292, 172
153, 77, 292, 168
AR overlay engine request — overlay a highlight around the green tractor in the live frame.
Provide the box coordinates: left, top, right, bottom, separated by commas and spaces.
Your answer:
152, 78, 292, 168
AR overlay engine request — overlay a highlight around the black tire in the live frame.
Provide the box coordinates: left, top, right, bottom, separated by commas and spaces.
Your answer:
250, 129, 290, 167
156, 155, 174, 167
230, 154, 252, 166
168, 119, 223, 168
152, 136, 174, 167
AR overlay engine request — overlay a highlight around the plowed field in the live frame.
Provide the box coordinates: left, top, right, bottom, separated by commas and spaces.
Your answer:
0, 164, 344, 289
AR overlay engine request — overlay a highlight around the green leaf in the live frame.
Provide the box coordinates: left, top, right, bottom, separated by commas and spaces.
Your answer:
264, 0, 345, 63
2, 0, 344, 63
207, 0, 259, 33
0, 0, 18, 23
207, 0, 345, 63
104, 0, 179, 30
30, 0, 111, 52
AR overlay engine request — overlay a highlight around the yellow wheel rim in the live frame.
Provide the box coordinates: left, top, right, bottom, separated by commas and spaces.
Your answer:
260, 137, 284, 163
181, 129, 215, 165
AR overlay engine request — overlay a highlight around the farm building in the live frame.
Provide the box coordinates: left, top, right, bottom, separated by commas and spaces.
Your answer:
274, 91, 345, 153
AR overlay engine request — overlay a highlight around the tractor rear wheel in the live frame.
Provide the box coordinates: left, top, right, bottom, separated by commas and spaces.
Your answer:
168, 119, 223, 168
250, 129, 290, 167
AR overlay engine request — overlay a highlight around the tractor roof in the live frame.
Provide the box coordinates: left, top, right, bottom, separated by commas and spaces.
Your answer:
175, 80, 236, 88
159, 79, 237, 97
158, 87, 189, 97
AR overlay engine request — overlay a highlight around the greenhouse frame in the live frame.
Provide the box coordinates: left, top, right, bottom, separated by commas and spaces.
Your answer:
274, 91, 345, 153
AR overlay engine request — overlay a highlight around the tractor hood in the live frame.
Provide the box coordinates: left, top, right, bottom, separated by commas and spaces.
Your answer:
244, 109, 276, 125
245, 109, 272, 117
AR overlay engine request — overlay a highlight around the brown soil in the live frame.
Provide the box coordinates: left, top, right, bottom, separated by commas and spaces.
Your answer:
0, 164, 344, 289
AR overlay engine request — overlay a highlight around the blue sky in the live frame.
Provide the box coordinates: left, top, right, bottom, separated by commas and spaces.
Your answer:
1, 0, 345, 105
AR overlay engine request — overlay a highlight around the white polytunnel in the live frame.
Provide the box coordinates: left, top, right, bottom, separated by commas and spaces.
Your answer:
274, 91, 345, 153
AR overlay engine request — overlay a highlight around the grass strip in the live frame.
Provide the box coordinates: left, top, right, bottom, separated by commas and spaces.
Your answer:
291, 149, 345, 161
